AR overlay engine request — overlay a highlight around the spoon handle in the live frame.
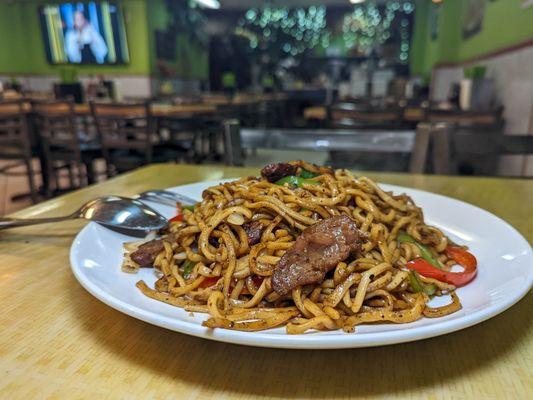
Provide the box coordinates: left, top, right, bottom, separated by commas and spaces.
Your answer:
0, 215, 73, 230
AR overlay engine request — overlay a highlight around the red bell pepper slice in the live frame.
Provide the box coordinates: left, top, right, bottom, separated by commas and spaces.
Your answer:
198, 277, 220, 289
168, 214, 183, 223
406, 246, 477, 287
168, 203, 184, 223
445, 246, 477, 269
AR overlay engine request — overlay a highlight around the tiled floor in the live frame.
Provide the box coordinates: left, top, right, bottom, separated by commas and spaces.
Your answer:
0, 160, 40, 216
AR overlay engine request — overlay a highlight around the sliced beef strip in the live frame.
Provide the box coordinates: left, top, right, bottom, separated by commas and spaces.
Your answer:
271, 215, 366, 296
261, 162, 298, 183
130, 234, 174, 267
243, 220, 264, 246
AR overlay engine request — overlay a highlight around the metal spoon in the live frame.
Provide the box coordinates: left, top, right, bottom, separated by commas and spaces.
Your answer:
137, 189, 198, 207
0, 196, 168, 234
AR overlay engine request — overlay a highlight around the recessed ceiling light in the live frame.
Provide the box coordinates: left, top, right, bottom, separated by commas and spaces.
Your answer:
194, 0, 220, 9
349, 0, 366, 4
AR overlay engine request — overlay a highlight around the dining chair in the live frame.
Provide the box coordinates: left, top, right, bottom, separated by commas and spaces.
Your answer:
0, 100, 39, 202
91, 101, 183, 177
91, 101, 153, 177
32, 99, 100, 196
429, 123, 533, 177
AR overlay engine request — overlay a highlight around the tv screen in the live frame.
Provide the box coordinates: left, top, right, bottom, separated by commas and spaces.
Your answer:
39, 2, 130, 65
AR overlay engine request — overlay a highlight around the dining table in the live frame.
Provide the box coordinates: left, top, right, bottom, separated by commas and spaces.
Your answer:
0, 163, 531, 399
21, 94, 288, 118
303, 105, 502, 126
303, 105, 426, 122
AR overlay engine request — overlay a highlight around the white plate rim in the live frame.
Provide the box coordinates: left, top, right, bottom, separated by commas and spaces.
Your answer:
70, 180, 533, 349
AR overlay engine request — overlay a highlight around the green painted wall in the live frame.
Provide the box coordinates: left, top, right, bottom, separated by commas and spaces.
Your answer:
410, 0, 533, 79
409, 1, 432, 78
0, 3, 26, 74
0, 0, 150, 76
457, 0, 533, 61
146, 0, 208, 80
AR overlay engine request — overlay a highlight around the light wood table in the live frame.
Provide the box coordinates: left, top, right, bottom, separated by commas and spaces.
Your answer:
22, 94, 288, 117
1, 164, 531, 399
303, 106, 425, 121
302, 106, 502, 125
74, 103, 219, 117
303, 105, 328, 120
22, 102, 219, 117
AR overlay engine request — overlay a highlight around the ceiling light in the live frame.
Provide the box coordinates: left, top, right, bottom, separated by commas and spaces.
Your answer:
349, 0, 366, 4
194, 0, 220, 9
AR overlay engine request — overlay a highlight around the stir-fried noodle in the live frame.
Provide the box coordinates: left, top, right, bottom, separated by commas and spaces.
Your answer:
123, 161, 472, 334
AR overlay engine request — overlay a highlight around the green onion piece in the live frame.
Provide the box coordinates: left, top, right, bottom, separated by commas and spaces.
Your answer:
423, 282, 437, 297
408, 271, 437, 296
397, 232, 443, 269
182, 260, 195, 278
408, 270, 424, 293
275, 175, 320, 188
299, 169, 319, 179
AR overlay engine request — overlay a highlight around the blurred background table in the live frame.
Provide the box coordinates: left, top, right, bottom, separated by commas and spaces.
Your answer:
0, 163, 531, 399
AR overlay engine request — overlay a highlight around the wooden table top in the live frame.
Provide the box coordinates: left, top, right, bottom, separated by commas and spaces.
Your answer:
21, 93, 288, 117
73, 103, 219, 117
1, 164, 532, 399
302, 106, 500, 124
22, 101, 224, 117
303, 106, 425, 121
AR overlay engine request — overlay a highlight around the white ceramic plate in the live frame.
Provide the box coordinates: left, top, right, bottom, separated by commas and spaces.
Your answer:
70, 180, 533, 349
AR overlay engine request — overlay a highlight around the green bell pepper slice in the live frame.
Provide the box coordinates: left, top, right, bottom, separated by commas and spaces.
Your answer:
408, 271, 437, 296
299, 169, 319, 179
182, 260, 195, 278
275, 175, 320, 188
397, 232, 443, 269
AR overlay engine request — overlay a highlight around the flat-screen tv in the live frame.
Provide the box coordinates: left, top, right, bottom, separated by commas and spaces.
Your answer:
39, 2, 130, 65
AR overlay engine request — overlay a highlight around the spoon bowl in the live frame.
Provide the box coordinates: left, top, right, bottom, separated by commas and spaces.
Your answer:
77, 196, 168, 232
0, 196, 168, 235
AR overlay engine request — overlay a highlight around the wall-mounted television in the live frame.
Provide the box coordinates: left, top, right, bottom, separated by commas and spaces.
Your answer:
39, 1, 130, 65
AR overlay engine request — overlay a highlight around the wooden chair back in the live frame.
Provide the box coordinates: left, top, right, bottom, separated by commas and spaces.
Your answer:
0, 100, 31, 157
430, 123, 533, 176
0, 100, 38, 201
32, 99, 79, 151
90, 101, 154, 170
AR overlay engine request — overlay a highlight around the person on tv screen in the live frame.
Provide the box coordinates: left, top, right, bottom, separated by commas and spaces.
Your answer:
65, 10, 108, 64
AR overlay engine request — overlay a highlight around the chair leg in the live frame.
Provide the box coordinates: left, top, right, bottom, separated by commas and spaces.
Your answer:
78, 163, 87, 187
409, 123, 431, 174
85, 159, 96, 185
68, 163, 76, 189
432, 124, 452, 175
44, 159, 55, 198
24, 158, 39, 203
53, 162, 62, 193
106, 161, 114, 178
